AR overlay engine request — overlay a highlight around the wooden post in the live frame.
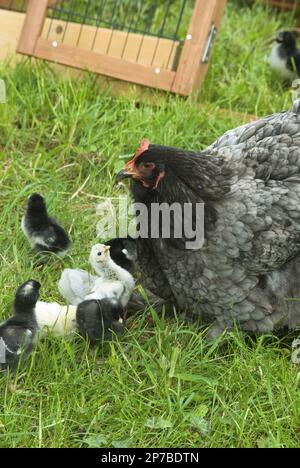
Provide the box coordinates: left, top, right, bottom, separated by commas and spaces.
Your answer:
172, 0, 227, 95
17, 0, 48, 55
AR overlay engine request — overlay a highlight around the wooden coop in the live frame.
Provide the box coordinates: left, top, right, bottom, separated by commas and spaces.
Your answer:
0, 0, 227, 96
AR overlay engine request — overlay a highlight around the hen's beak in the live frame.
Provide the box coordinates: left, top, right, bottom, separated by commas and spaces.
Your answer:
115, 169, 131, 182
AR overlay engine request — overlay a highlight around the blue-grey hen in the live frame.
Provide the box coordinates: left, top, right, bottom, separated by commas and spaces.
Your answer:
117, 101, 300, 338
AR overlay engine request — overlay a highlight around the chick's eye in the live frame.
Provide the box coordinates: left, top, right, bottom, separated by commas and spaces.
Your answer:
97, 252, 102, 256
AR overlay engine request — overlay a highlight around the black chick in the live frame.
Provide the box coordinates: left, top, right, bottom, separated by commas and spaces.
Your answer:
0, 280, 40, 371
269, 31, 300, 80
104, 237, 137, 273
76, 299, 124, 346
21, 193, 71, 256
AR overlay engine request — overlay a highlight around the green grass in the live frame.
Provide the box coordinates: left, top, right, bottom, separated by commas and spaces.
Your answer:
0, 0, 300, 448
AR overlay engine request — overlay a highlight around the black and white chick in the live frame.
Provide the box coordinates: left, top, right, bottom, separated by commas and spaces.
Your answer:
34, 294, 125, 344
269, 31, 300, 80
76, 299, 125, 346
0, 280, 40, 371
21, 193, 71, 256
104, 237, 137, 273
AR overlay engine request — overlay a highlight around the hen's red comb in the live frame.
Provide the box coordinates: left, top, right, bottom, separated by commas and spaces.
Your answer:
135, 139, 150, 158
126, 139, 150, 168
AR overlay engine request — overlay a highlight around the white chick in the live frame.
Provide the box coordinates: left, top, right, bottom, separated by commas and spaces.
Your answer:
58, 244, 135, 308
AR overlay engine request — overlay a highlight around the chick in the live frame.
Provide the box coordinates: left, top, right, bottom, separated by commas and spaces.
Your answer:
58, 269, 97, 306
58, 244, 135, 307
104, 237, 137, 273
0, 280, 40, 371
269, 31, 300, 80
87, 244, 135, 307
0, 279, 126, 372
34, 301, 77, 337
35, 298, 124, 345
35, 296, 124, 345
76, 299, 124, 346
21, 193, 71, 256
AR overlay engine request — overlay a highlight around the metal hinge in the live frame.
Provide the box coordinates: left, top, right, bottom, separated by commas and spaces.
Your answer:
201, 24, 218, 64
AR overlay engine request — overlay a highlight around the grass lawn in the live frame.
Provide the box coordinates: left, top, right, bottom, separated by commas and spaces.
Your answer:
0, 0, 300, 448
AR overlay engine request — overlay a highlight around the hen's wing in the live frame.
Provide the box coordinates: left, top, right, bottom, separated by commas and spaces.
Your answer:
207, 100, 300, 273
58, 269, 97, 305
209, 100, 300, 181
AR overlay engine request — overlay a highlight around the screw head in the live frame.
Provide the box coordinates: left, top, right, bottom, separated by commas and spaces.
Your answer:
155, 67, 161, 75
52, 41, 58, 48
186, 34, 192, 41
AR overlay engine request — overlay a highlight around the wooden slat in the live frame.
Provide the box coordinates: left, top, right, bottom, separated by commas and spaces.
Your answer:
17, 0, 48, 55
172, 0, 227, 95
43, 19, 180, 71
34, 37, 176, 92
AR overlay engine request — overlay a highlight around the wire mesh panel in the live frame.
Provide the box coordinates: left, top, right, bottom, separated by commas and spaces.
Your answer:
44, 0, 190, 71
17, 0, 227, 95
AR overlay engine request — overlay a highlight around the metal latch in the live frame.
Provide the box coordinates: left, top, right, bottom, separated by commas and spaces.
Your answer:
202, 24, 217, 64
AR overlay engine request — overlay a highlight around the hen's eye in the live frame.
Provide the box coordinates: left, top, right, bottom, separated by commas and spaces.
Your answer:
144, 163, 153, 168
